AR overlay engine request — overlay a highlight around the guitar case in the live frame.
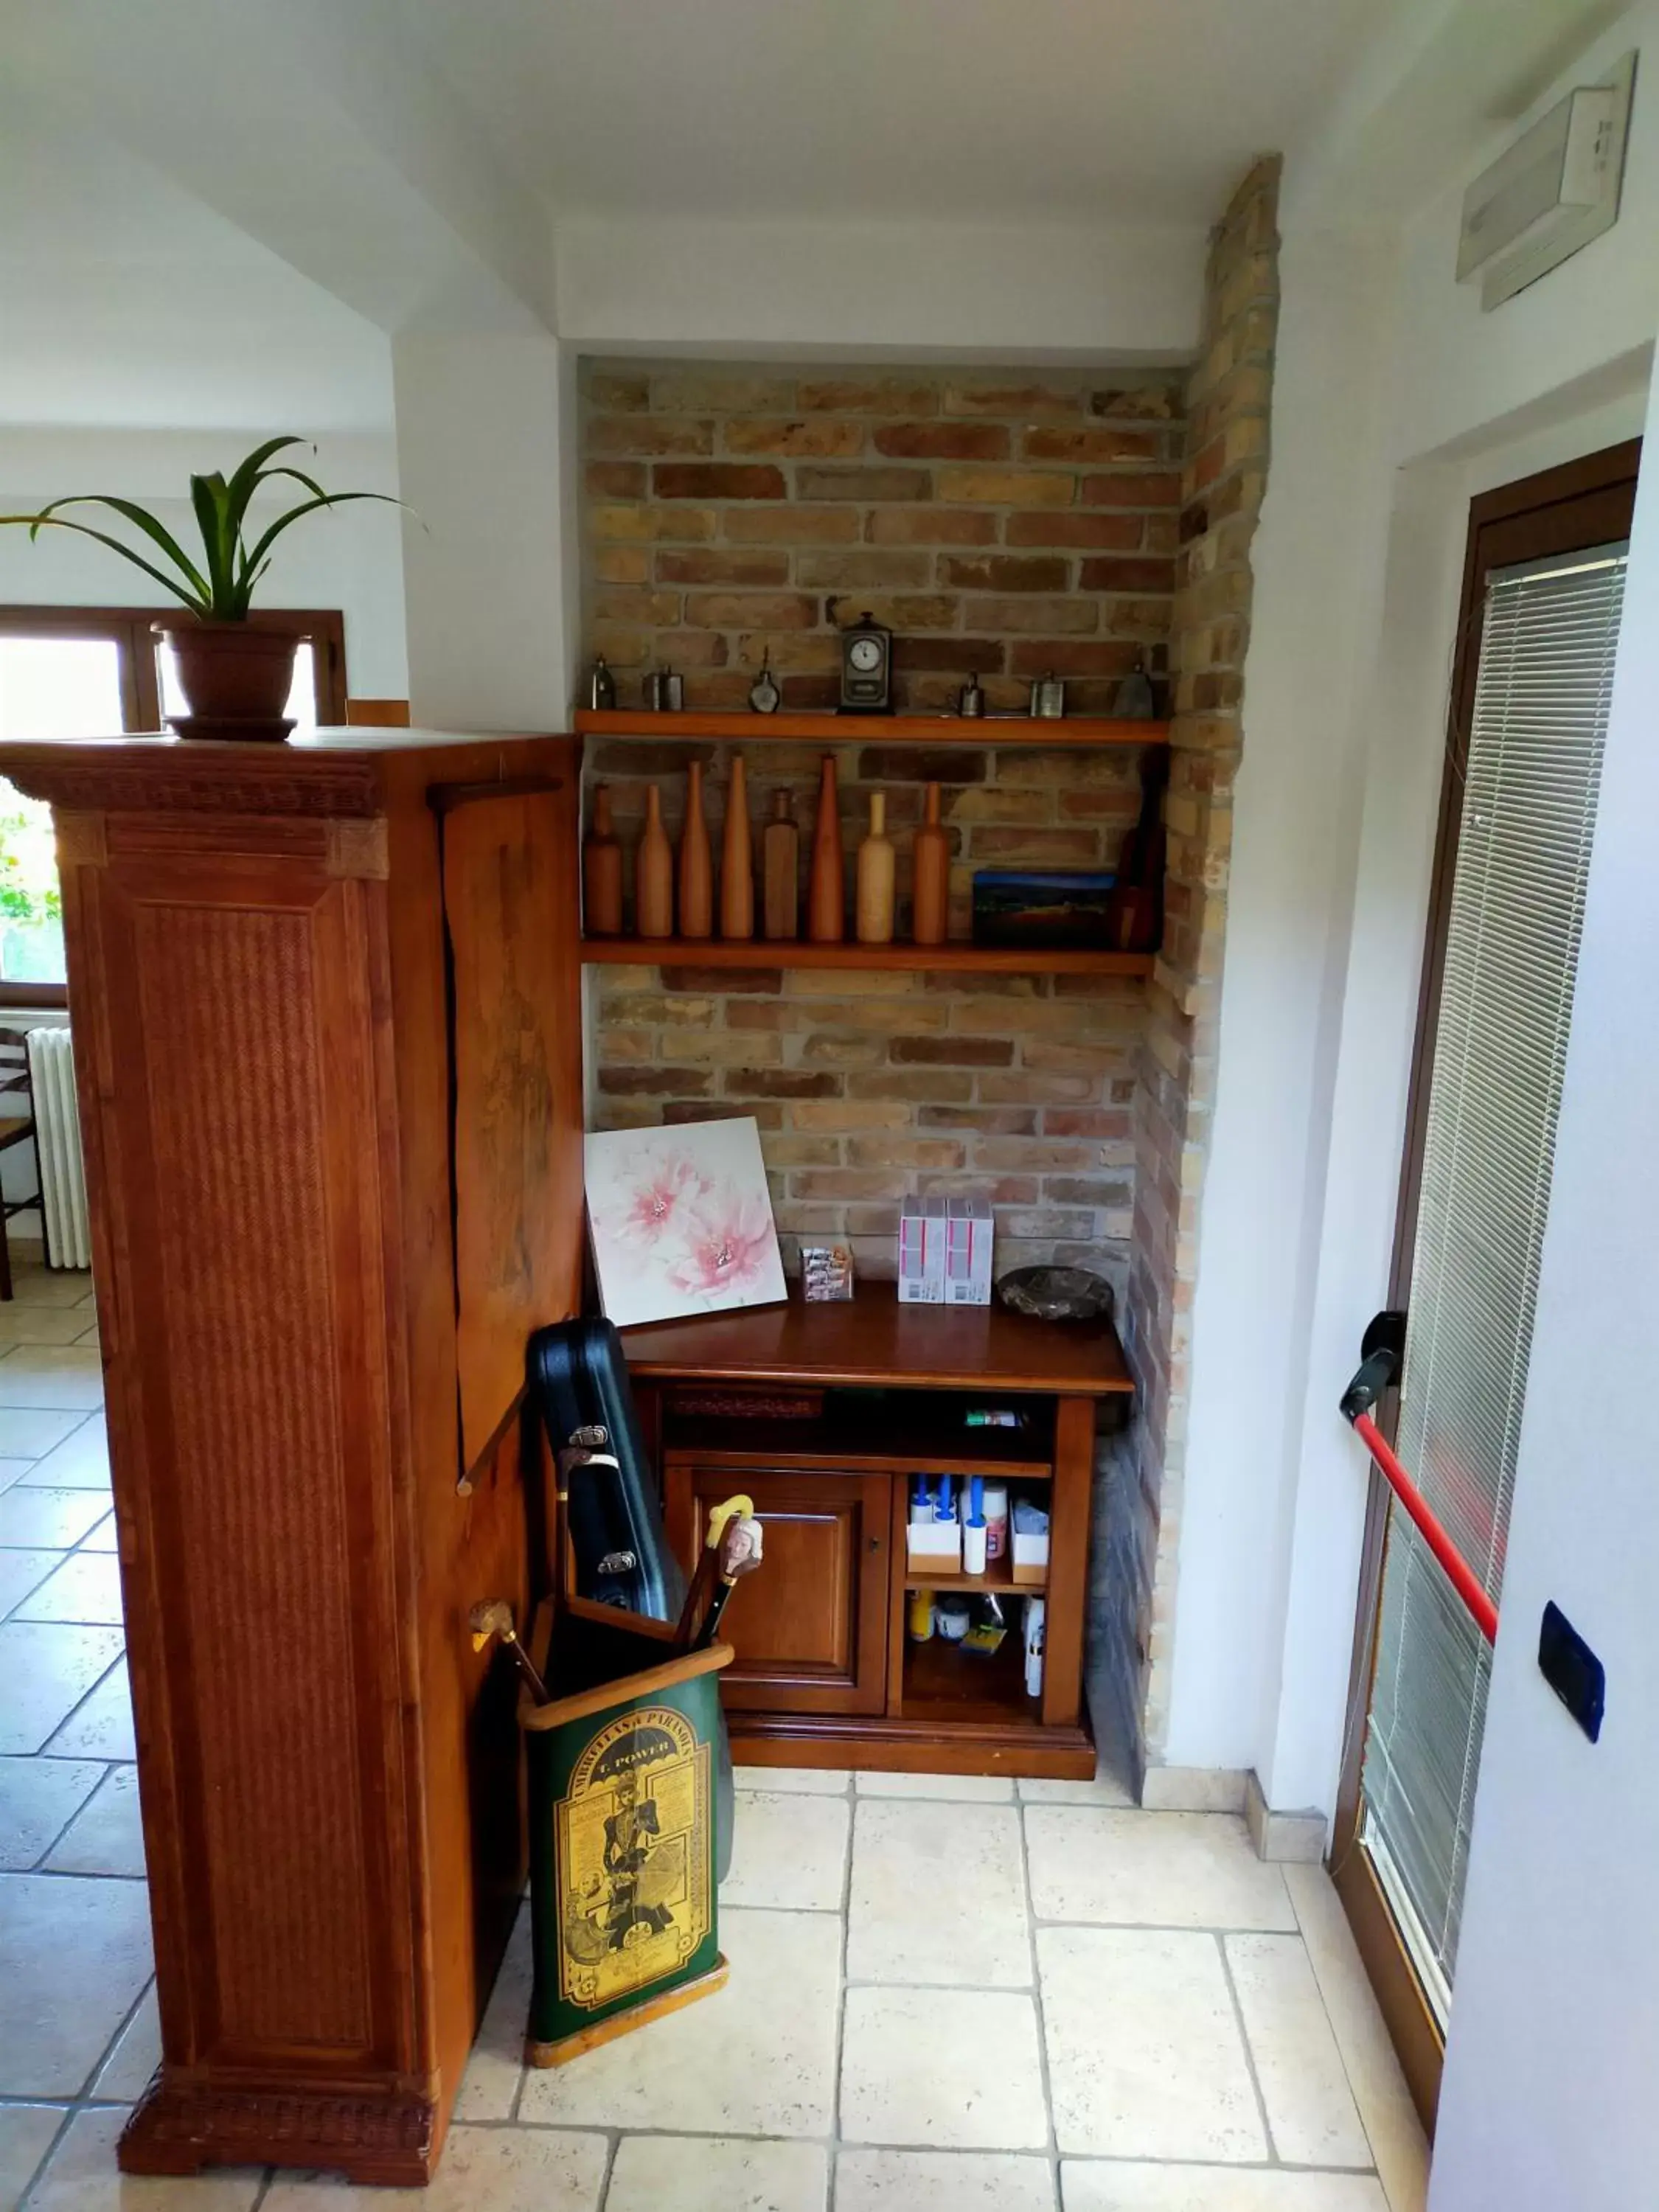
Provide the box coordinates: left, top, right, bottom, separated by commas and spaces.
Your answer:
527, 1318, 734, 1880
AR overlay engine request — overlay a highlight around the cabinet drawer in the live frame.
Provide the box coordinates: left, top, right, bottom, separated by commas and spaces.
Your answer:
666, 1462, 891, 1717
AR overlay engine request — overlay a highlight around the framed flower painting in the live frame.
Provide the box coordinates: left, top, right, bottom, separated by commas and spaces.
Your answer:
583, 1116, 787, 1328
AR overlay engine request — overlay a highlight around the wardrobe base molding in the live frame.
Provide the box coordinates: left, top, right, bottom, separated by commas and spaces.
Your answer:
119, 2077, 439, 2187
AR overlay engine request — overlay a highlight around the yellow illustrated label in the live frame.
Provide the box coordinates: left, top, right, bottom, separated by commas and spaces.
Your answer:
555, 1705, 712, 2011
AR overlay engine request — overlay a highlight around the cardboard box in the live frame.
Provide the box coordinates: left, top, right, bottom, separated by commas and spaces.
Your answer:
1011, 1508, 1049, 1589
897, 1194, 947, 1304
906, 1519, 962, 1572
945, 1196, 994, 1306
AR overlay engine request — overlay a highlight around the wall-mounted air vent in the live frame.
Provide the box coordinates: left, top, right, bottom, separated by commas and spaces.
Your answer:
1457, 51, 1635, 309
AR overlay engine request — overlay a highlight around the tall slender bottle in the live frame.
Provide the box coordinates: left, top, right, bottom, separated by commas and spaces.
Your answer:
807, 754, 844, 944
762, 790, 799, 940
678, 759, 713, 939
911, 779, 950, 946
856, 793, 896, 945
636, 785, 674, 939
582, 785, 624, 936
720, 753, 754, 939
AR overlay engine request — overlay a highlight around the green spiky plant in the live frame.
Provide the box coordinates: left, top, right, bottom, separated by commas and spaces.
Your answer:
0, 437, 400, 620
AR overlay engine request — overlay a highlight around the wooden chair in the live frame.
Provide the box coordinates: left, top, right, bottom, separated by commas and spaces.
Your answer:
0, 1029, 41, 1301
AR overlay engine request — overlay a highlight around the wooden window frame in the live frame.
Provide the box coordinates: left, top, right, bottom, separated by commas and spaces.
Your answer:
0, 608, 348, 1006
1329, 439, 1641, 2136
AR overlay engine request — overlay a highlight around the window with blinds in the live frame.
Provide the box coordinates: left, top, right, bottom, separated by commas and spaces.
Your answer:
1361, 542, 1628, 2019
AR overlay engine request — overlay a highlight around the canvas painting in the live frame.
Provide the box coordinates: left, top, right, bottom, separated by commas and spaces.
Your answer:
584, 1116, 787, 1328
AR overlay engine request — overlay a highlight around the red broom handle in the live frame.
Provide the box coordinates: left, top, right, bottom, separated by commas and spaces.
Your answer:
1351, 1411, 1498, 1646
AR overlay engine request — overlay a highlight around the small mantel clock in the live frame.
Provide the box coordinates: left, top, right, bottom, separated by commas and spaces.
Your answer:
838, 610, 893, 714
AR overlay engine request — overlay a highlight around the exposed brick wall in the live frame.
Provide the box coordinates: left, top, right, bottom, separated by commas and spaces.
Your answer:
581, 361, 1184, 715
585, 735, 1147, 1292
1095, 158, 1282, 1771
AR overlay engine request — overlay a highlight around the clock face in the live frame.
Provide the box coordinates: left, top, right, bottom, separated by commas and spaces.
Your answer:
848, 636, 884, 673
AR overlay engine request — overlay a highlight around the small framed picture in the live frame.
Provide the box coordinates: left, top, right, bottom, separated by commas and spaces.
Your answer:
800, 1242, 855, 1302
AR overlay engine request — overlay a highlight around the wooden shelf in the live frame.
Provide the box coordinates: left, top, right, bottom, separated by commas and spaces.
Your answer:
582, 936, 1154, 978
903, 1630, 1038, 1724
575, 709, 1168, 749
903, 1559, 1045, 1597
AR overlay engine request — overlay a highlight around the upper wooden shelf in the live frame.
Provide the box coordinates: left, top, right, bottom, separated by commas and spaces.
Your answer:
582, 938, 1152, 978
619, 1280, 1133, 1398
574, 709, 1169, 748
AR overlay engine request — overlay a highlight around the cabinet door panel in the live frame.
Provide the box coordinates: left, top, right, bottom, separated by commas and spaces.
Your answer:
668, 1465, 889, 1715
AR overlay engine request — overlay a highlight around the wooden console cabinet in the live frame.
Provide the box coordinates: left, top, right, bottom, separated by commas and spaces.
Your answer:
1, 732, 585, 2185
622, 1289, 1133, 1779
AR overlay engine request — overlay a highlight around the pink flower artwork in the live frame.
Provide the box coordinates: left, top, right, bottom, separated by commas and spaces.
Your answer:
584, 1117, 786, 1327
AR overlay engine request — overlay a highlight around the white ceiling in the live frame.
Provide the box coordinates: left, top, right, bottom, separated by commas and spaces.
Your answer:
0, 111, 394, 437
414, 0, 1394, 226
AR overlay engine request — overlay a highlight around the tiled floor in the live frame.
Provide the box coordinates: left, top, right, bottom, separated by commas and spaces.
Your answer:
0, 1261, 1429, 2211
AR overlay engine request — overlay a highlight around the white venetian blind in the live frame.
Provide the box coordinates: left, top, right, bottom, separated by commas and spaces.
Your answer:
1362, 542, 1627, 2017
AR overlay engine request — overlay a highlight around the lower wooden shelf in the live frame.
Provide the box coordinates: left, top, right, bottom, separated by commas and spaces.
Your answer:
902, 1558, 1043, 1597
582, 936, 1153, 977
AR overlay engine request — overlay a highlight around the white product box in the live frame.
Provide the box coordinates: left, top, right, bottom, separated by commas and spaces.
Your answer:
945, 1196, 994, 1305
905, 1519, 963, 1571
897, 1194, 948, 1304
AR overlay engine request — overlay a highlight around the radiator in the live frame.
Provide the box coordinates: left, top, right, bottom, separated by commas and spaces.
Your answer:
27, 1029, 91, 1270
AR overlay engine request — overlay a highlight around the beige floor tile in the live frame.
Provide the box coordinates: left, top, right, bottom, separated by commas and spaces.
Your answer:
0, 1352, 103, 1413
733, 1764, 850, 1795
1226, 1933, 1371, 2168
0, 1754, 104, 1870
0, 1551, 59, 1620
0, 1626, 124, 1756
91, 1983, 161, 2101
839, 1986, 1048, 2150
0, 1307, 99, 1347
0, 1872, 153, 2098
838, 2149, 1056, 2210
1038, 1926, 1266, 2162
606, 2135, 827, 2212
0, 1411, 84, 1462
14, 1551, 123, 1627
855, 1770, 1015, 1802
1061, 2166, 1388, 2211
1027, 1810, 1295, 1932
0, 1460, 35, 1497
1018, 1773, 1135, 1807
0, 2103, 63, 2212
263, 2123, 608, 2210
3, 1271, 93, 1312
1285, 1865, 1430, 2212
0, 1486, 111, 1548
44, 1763, 145, 1877
26, 2107, 258, 2209
847, 1798, 1030, 1987
453, 1902, 532, 2121
42, 1658, 134, 1761
18, 1421, 109, 1490
78, 1514, 117, 1553
724, 1787, 849, 1911
518, 1906, 839, 2137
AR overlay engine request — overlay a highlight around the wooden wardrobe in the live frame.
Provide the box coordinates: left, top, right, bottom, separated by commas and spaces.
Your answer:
1, 731, 584, 2185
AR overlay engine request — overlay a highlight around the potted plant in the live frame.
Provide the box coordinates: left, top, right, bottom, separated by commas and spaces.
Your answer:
0, 439, 400, 737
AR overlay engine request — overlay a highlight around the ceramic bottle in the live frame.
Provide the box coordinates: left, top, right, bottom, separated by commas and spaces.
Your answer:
720, 753, 754, 939
636, 785, 674, 939
807, 754, 844, 943
911, 779, 950, 946
582, 784, 625, 937
762, 790, 799, 940
678, 759, 713, 939
856, 792, 896, 945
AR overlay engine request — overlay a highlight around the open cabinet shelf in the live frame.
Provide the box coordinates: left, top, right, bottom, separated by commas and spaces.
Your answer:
576, 709, 1169, 748
581, 936, 1155, 977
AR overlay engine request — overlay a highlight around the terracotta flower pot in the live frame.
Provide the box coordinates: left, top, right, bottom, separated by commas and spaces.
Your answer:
156, 622, 302, 737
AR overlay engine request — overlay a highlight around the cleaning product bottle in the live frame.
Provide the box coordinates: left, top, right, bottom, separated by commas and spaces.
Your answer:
908, 1587, 935, 1641
962, 1476, 987, 1576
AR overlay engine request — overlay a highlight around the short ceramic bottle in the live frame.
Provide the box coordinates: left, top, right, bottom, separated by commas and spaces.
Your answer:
911, 780, 950, 946
856, 793, 896, 945
807, 755, 844, 943
678, 760, 713, 939
720, 754, 755, 939
762, 790, 799, 941
636, 785, 674, 939
582, 784, 624, 936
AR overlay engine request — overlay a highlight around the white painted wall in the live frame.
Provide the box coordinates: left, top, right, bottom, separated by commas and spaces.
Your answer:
1165, 0, 1659, 1819
0, 429, 408, 700
1427, 313, 1659, 2212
